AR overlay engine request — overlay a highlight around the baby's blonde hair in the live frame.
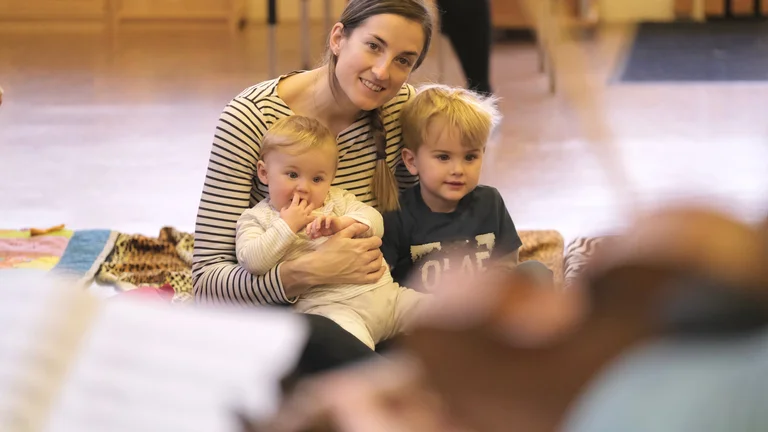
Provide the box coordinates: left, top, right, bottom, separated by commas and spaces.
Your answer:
400, 84, 501, 153
261, 116, 338, 165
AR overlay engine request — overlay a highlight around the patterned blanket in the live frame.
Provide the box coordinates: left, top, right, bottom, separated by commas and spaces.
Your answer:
519, 230, 565, 288
91, 228, 567, 299
2, 226, 570, 300
563, 236, 613, 289
95, 227, 194, 302
0, 228, 118, 288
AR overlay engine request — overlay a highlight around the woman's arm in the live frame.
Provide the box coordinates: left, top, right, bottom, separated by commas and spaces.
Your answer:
279, 223, 388, 289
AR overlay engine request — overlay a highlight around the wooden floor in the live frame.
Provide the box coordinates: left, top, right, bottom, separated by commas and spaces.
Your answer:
1, 22, 767, 243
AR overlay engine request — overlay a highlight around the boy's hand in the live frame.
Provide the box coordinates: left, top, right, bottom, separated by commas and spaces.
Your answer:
280, 194, 316, 233
307, 216, 362, 239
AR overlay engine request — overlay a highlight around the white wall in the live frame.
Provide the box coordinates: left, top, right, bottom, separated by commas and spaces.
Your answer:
245, 0, 347, 23
598, 0, 676, 22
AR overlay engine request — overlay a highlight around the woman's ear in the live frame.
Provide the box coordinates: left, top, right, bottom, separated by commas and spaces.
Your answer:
328, 23, 346, 57
256, 160, 269, 185
402, 148, 418, 176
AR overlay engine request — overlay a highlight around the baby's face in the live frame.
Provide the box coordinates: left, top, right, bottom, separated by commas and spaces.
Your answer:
260, 147, 337, 211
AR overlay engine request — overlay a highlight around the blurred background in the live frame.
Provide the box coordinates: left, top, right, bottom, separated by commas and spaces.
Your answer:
1, 0, 767, 243
1, 3, 768, 430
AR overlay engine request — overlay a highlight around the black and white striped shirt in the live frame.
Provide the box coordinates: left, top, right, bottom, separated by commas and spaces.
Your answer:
192, 73, 417, 306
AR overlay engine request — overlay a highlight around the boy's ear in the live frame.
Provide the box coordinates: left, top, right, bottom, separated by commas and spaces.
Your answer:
256, 160, 269, 185
402, 148, 418, 176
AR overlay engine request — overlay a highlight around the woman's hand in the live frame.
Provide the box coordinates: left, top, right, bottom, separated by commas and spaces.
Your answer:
280, 223, 386, 296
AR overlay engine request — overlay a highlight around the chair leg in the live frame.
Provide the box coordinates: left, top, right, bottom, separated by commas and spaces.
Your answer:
541, 0, 557, 94
268, 0, 277, 77
301, 0, 311, 70
437, 36, 446, 82
325, 0, 333, 33
547, 53, 556, 94
269, 25, 277, 77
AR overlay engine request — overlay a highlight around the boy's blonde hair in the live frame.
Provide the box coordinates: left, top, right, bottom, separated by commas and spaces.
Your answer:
261, 116, 338, 165
400, 84, 501, 153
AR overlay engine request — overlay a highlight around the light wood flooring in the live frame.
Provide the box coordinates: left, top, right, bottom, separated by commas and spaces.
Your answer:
1, 22, 767, 243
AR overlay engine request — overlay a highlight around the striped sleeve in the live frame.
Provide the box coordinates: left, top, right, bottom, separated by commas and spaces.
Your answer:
192, 92, 290, 306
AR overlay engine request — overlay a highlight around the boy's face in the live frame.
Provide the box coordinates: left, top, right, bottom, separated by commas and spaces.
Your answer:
403, 117, 484, 213
257, 145, 337, 211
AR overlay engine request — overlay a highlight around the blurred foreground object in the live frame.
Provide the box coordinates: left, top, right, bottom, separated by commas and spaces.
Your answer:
0, 272, 308, 432
249, 205, 768, 432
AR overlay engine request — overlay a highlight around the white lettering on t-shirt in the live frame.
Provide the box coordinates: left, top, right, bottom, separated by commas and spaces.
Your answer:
410, 233, 497, 292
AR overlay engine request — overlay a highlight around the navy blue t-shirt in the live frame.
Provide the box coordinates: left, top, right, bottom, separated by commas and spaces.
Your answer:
381, 184, 523, 292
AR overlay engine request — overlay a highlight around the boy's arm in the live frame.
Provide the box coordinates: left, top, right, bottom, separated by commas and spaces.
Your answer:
493, 188, 523, 268
494, 250, 520, 272
380, 210, 404, 270
235, 207, 298, 276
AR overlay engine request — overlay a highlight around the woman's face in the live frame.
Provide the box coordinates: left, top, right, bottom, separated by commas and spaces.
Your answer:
330, 14, 425, 111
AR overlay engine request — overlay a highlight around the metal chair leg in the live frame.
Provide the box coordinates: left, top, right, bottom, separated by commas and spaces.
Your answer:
436, 36, 446, 82
268, 0, 277, 77
547, 52, 556, 94
301, 0, 311, 69
325, 0, 333, 33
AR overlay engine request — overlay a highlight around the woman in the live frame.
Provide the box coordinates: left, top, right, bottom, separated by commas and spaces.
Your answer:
192, 0, 434, 372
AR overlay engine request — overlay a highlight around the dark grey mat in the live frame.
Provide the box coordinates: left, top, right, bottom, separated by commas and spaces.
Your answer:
618, 21, 768, 82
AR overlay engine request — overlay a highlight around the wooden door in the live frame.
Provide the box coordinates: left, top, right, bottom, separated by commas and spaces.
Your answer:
705, 0, 726, 16
731, 0, 755, 15
490, 0, 529, 29
0, 0, 105, 19
675, 0, 695, 18
116, 0, 234, 19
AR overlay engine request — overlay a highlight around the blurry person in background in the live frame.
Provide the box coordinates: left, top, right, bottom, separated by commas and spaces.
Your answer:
436, 0, 494, 95
244, 205, 768, 432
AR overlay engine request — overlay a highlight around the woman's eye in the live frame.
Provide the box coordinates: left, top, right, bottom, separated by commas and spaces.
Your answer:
396, 57, 413, 67
367, 42, 379, 51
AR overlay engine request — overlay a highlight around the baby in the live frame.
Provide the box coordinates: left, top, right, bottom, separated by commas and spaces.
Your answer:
235, 115, 427, 350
